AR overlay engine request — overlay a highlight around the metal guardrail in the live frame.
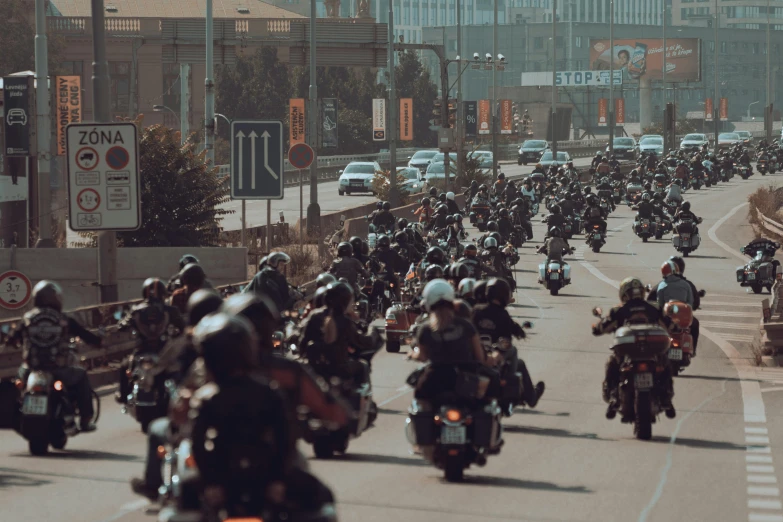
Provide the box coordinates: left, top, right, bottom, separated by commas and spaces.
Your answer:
759, 213, 783, 238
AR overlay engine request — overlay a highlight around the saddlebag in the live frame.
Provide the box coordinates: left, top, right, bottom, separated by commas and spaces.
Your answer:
501, 372, 523, 402
471, 409, 494, 447
408, 411, 438, 446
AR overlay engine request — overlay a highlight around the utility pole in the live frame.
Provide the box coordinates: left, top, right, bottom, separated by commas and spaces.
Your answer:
767, 0, 772, 142
714, 0, 719, 154
456, 0, 463, 183
551, 0, 557, 157
180, 63, 190, 144
307, 0, 321, 236
204, 0, 215, 165
387, 0, 400, 207
608, 0, 614, 155
492, 0, 498, 179
34, 0, 54, 248
662, 2, 667, 151
91, 0, 118, 302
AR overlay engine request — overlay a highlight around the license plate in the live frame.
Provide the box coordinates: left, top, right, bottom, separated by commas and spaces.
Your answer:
477, 218, 483, 223
549, 272, 560, 280
22, 395, 48, 416
747, 273, 756, 280
634, 372, 654, 391
441, 425, 466, 445
668, 348, 683, 361
682, 233, 691, 238
683, 241, 690, 247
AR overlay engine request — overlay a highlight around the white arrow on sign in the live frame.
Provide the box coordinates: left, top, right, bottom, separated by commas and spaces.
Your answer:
261, 131, 279, 181
235, 130, 245, 190
249, 130, 258, 190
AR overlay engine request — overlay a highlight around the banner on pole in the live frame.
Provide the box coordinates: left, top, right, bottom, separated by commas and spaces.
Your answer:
372, 99, 386, 141
321, 98, 338, 148
500, 100, 513, 134
478, 100, 491, 135
598, 98, 608, 127
705, 98, 713, 121
615, 98, 625, 126
55, 76, 81, 156
289, 98, 305, 145
719, 98, 729, 121
464, 101, 477, 137
400, 98, 413, 141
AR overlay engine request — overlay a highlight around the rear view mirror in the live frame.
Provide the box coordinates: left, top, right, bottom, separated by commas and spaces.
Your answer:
522, 321, 533, 329
740, 247, 745, 254
698, 290, 706, 297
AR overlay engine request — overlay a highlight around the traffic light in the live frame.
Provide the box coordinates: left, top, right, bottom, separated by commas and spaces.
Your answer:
447, 98, 457, 128
512, 102, 520, 133
431, 99, 442, 126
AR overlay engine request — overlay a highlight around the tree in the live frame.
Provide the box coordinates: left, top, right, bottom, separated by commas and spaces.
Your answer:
0, 0, 64, 76
395, 50, 438, 148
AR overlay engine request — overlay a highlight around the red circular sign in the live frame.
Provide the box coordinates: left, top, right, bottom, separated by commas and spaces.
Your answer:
75, 147, 99, 171
0, 270, 33, 310
288, 143, 315, 170
106, 146, 130, 170
76, 188, 101, 212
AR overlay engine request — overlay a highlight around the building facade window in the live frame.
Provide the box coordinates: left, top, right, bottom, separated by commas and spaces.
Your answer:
162, 63, 181, 112
109, 61, 131, 116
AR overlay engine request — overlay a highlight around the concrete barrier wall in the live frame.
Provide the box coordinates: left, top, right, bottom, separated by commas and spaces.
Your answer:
0, 247, 247, 320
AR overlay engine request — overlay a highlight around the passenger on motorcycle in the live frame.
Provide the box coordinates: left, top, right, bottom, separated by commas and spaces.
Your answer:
245, 252, 297, 315
373, 201, 397, 232
457, 278, 477, 306
170, 263, 209, 314
673, 201, 702, 235
473, 279, 545, 408
537, 227, 573, 266
427, 204, 449, 231
414, 197, 434, 224
394, 231, 422, 265
329, 242, 370, 298
545, 205, 569, 235
9, 281, 102, 433
493, 173, 507, 198
592, 277, 675, 419
446, 192, 461, 215
647, 256, 701, 353
167, 254, 200, 292
653, 259, 694, 310
633, 193, 655, 229
665, 179, 683, 206
582, 195, 608, 233
370, 235, 406, 300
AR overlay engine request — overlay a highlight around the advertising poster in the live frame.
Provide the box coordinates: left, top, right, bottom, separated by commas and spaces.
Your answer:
289, 98, 305, 145
598, 98, 608, 126
478, 100, 490, 135
615, 98, 625, 126
372, 98, 386, 141
589, 39, 701, 82
56, 76, 82, 155
400, 98, 413, 141
321, 98, 338, 148
500, 100, 513, 134
705, 98, 714, 121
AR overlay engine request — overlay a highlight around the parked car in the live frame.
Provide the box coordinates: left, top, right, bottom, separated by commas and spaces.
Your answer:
517, 139, 549, 165
638, 135, 664, 157
337, 161, 382, 195
607, 137, 637, 159
397, 166, 426, 194
407, 150, 438, 175
718, 132, 741, 150
680, 133, 709, 152
539, 150, 571, 168
469, 150, 496, 175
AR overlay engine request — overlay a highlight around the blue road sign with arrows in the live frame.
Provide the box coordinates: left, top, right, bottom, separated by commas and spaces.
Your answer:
230, 120, 284, 200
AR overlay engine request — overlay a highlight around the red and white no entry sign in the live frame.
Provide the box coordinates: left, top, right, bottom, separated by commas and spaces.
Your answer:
75, 147, 99, 171
77, 188, 101, 212
288, 143, 315, 170
0, 270, 33, 310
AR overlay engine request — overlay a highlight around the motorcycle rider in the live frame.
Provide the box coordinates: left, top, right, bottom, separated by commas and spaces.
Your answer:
582, 195, 608, 234
673, 201, 702, 235
536, 227, 573, 271
414, 197, 434, 225
591, 151, 603, 169
167, 254, 199, 292
596, 177, 615, 211
653, 259, 694, 310
648, 256, 701, 353
394, 230, 422, 265
9, 281, 102, 433
511, 197, 534, 240
445, 192, 460, 215
665, 179, 683, 207
632, 193, 655, 233
373, 201, 397, 232
427, 204, 449, 231
329, 242, 369, 297
473, 278, 545, 408
597, 157, 612, 177
459, 244, 483, 280
370, 235, 407, 300
545, 204, 569, 236
244, 252, 297, 315
593, 277, 675, 420
481, 237, 513, 288
170, 263, 209, 314
497, 208, 515, 243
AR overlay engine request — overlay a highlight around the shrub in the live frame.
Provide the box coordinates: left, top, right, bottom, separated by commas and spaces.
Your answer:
371, 170, 411, 206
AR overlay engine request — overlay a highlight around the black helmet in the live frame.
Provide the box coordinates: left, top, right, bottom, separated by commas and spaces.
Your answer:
397, 218, 408, 230
180, 263, 206, 288
337, 242, 353, 257
382, 201, 391, 211
486, 278, 512, 306
193, 313, 258, 383
325, 282, 354, 313
313, 286, 328, 308
395, 231, 408, 245
682, 201, 691, 211
179, 254, 200, 270
439, 193, 447, 202
455, 214, 463, 223
474, 280, 488, 303
498, 173, 506, 180
316, 273, 337, 288
429, 187, 437, 197
445, 215, 455, 226
551, 204, 561, 215
349, 236, 363, 253
488, 232, 502, 244
33, 280, 63, 311
426, 246, 446, 265
499, 208, 509, 218
464, 244, 478, 257
424, 264, 445, 281
421, 198, 431, 207
487, 221, 499, 232
437, 204, 448, 215
220, 293, 281, 339
669, 255, 686, 274
450, 261, 471, 281
142, 277, 168, 301
186, 289, 223, 327
471, 180, 478, 187
266, 252, 291, 268
377, 235, 391, 249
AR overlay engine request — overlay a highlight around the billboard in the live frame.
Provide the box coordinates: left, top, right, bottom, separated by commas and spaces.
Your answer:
589, 39, 701, 82
478, 100, 491, 135
56, 76, 82, 156
598, 98, 608, 127
289, 98, 305, 145
705, 98, 714, 121
500, 100, 513, 134
400, 98, 413, 141
615, 98, 625, 126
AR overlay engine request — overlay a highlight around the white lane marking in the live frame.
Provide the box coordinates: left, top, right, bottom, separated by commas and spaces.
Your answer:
636, 380, 728, 522
707, 201, 750, 263
378, 386, 412, 407
750, 487, 782, 497
749, 446, 773, 454
749, 455, 775, 463
94, 499, 150, 522
747, 427, 771, 434
701, 302, 766, 307
749, 475, 779, 484
749, 465, 777, 474
761, 387, 783, 394
750, 500, 783, 510
697, 311, 762, 318
749, 513, 783, 522
701, 322, 759, 330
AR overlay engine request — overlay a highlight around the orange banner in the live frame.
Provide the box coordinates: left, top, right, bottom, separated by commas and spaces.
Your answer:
289, 98, 305, 145
705, 98, 714, 121
478, 100, 491, 135
598, 98, 608, 127
719, 98, 729, 121
500, 99, 513, 134
615, 98, 625, 125
400, 98, 413, 141
55, 76, 81, 155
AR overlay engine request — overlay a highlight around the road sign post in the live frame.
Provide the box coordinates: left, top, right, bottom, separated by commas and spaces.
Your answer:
66, 122, 141, 231
288, 143, 314, 247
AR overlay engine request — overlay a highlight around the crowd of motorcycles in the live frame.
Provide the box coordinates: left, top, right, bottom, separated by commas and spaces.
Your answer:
3, 139, 783, 522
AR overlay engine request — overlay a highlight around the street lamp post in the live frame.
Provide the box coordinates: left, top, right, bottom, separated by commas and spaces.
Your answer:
767, 0, 772, 141
153, 104, 186, 144
714, 0, 719, 155
387, 0, 400, 206
608, 0, 614, 155
456, 0, 463, 183
551, 0, 557, 158
748, 100, 760, 120
492, 0, 499, 180
204, 0, 215, 165
34, 0, 54, 248
214, 113, 247, 248
307, 0, 320, 238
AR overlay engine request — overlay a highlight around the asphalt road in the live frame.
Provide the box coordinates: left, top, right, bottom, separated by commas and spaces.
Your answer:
20, 168, 783, 522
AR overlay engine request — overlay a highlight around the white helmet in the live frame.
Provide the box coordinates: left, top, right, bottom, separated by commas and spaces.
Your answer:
483, 237, 498, 249
446, 191, 456, 201
422, 279, 455, 311
457, 278, 477, 297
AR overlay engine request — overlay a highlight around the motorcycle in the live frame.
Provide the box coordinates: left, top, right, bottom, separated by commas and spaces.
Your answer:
672, 218, 702, 257
587, 224, 606, 253
634, 218, 655, 243
664, 301, 696, 377
537, 252, 573, 296
405, 376, 503, 482
653, 215, 671, 240
737, 242, 781, 294
470, 201, 491, 232
626, 183, 643, 205
758, 159, 769, 175
690, 173, 702, 190
592, 307, 672, 440
122, 352, 170, 433
612, 182, 625, 205
480, 333, 533, 417
385, 298, 421, 353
